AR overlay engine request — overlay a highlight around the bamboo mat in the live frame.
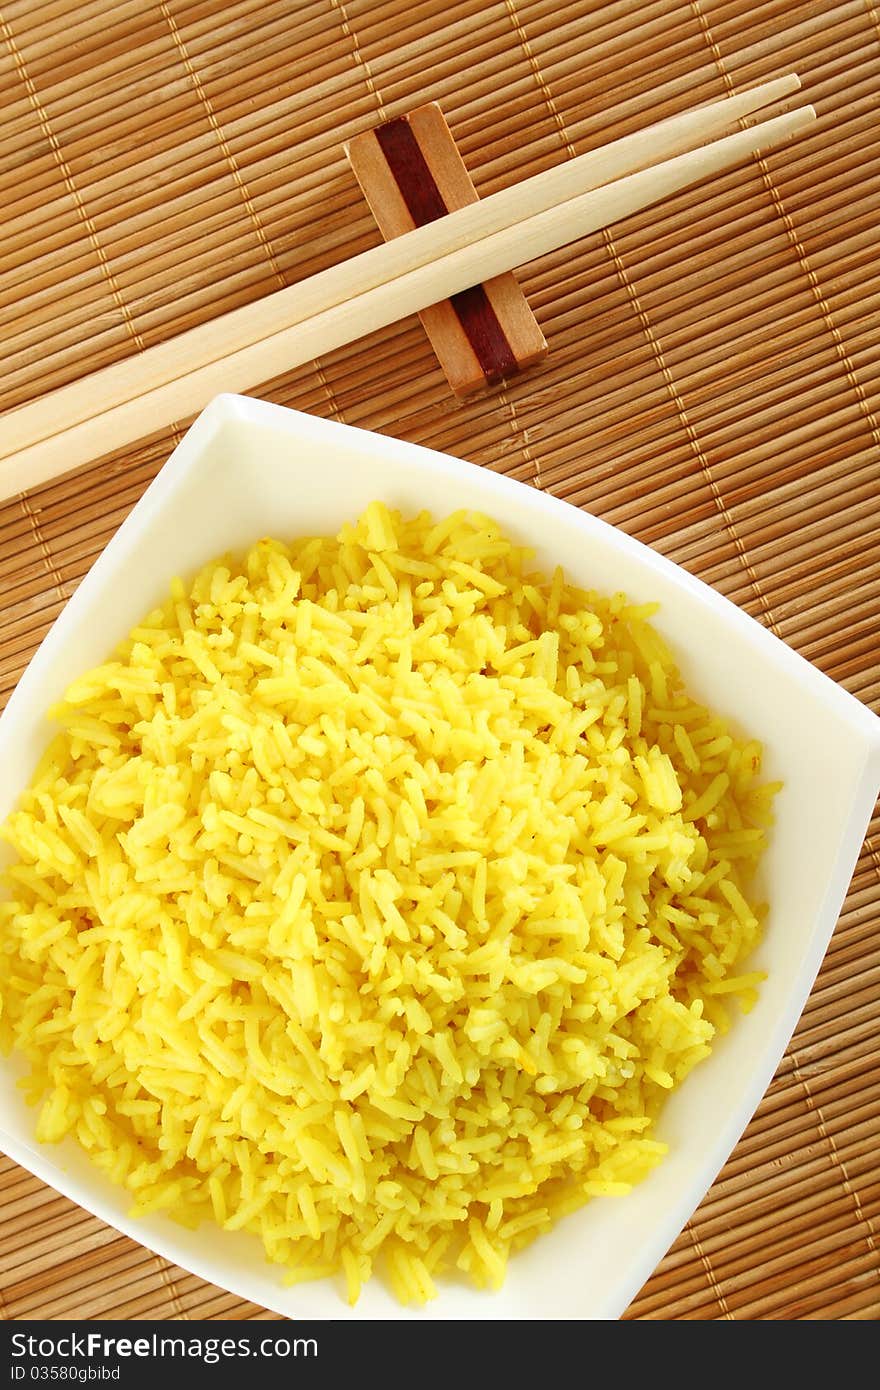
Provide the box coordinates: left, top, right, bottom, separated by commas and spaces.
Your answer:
0, 0, 878, 1323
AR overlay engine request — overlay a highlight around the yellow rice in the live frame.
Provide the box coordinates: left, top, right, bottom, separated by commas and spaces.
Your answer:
0, 502, 777, 1305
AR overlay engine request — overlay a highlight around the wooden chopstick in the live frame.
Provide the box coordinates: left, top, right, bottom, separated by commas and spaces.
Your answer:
0, 80, 814, 503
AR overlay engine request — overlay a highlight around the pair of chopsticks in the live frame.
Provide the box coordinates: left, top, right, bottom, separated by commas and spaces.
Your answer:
0, 75, 815, 504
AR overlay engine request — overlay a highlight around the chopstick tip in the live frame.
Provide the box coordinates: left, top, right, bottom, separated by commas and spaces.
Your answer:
768, 103, 817, 146
738, 72, 802, 116
763, 72, 802, 102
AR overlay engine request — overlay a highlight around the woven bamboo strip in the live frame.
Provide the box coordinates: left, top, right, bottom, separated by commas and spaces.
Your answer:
0, 1169, 57, 1205
816, 1289, 880, 1319
3, 1225, 124, 1291
714, 1069, 879, 1141
723, 1110, 879, 1180
3, 1203, 99, 1255
792, 1028, 880, 1080
635, 1206, 880, 1309
9, 1252, 174, 1322
667, 1182, 880, 1261
722, 1100, 878, 1178
719, 1249, 878, 1321
658, 1100, 873, 1223
2, 1236, 138, 1307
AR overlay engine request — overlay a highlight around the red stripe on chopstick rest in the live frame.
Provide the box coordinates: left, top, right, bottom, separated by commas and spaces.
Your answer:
374, 117, 450, 226
375, 118, 518, 383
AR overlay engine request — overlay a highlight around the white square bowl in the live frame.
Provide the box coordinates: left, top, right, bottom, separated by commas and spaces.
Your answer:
2, 393, 879, 1321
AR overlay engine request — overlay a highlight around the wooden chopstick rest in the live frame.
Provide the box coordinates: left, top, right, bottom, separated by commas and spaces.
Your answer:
346, 104, 547, 397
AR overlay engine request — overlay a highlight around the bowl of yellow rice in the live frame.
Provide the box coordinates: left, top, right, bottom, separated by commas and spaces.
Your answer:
1, 394, 878, 1320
